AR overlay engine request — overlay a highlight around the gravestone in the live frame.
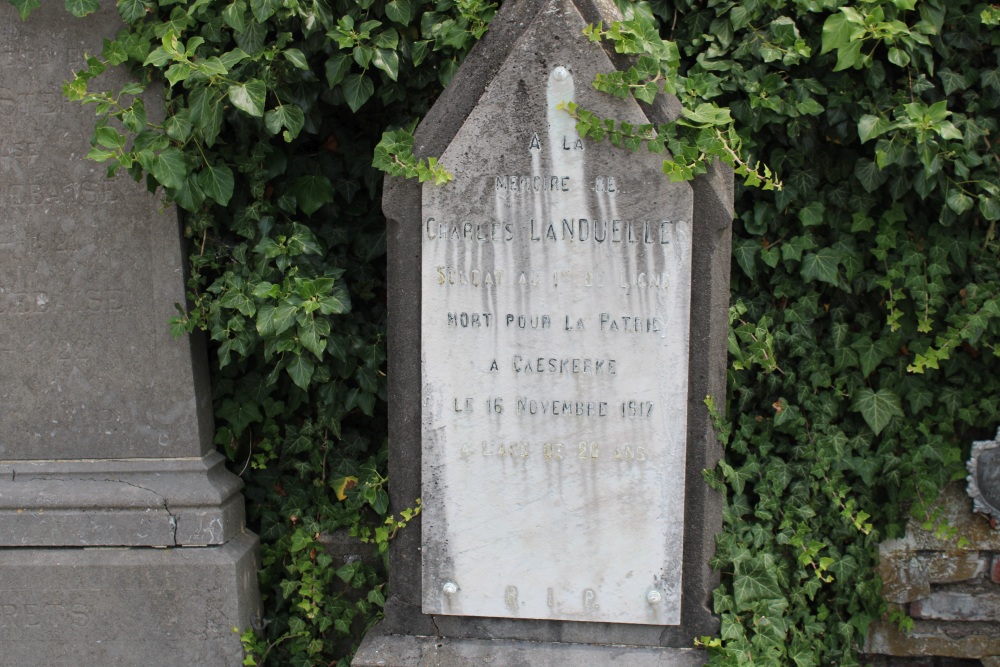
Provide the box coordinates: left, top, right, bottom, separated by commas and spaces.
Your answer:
0, 4, 260, 665
354, 0, 732, 663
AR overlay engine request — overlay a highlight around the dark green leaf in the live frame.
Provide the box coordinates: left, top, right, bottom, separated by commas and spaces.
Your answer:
342, 73, 374, 112
851, 388, 904, 435
198, 162, 235, 206
228, 79, 266, 117
65, 0, 99, 16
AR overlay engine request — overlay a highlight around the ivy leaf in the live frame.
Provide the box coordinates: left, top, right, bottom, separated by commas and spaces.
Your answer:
286, 353, 315, 390
117, 0, 148, 22
373, 48, 400, 81
216, 399, 262, 437
733, 239, 759, 278
221, 2, 246, 31
906, 385, 935, 413
980, 195, 1000, 221
798, 201, 825, 227
820, 13, 851, 54
850, 336, 889, 377
250, 0, 280, 22
257, 303, 298, 337
198, 162, 235, 206
289, 175, 335, 215
851, 388, 904, 435
857, 115, 892, 143
264, 104, 306, 141
228, 79, 266, 117
834, 39, 863, 72
298, 317, 328, 358
982, 67, 1000, 93
385, 0, 412, 23
938, 68, 967, 95
325, 54, 352, 87
854, 158, 888, 192
342, 73, 374, 112
283, 48, 309, 70
800, 248, 840, 285
148, 147, 188, 190
65, 0, 99, 16
733, 555, 782, 610
946, 189, 974, 215
10, 0, 40, 20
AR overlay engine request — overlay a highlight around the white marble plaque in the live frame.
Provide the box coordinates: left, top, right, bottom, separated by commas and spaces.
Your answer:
420, 0, 693, 626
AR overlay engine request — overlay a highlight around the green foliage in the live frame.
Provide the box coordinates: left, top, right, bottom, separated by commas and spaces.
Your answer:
566, 18, 782, 189
657, 0, 1000, 664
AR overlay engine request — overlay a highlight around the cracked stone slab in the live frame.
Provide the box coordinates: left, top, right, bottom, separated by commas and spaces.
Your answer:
0, 452, 246, 546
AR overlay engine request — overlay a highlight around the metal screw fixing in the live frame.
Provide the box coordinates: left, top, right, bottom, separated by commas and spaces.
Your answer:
552, 66, 570, 81
442, 581, 458, 596
646, 590, 662, 605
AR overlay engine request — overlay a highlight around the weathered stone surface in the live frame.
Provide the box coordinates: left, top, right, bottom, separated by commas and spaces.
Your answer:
353, 633, 706, 667
910, 592, 1000, 622
420, 0, 692, 627
867, 619, 1000, 658
901, 483, 1000, 551
0, 5, 261, 664
0, 532, 260, 667
372, 0, 731, 659
0, 455, 245, 546
879, 544, 985, 604
0, 4, 213, 461
0, 0, 248, 545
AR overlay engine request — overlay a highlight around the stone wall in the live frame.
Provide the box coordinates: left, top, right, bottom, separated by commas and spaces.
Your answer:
866, 483, 1000, 661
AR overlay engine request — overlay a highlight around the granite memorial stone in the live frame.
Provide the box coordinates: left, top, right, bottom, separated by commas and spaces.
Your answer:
0, 4, 260, 665
355, 0, 732, 663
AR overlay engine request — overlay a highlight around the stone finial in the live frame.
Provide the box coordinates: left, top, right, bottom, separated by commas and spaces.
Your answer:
967, 427, 1000, 525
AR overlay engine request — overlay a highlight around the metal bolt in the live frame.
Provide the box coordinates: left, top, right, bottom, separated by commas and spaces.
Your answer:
646, 590, 662, 605
552, 66, 570, 81
442, 581, 458, 596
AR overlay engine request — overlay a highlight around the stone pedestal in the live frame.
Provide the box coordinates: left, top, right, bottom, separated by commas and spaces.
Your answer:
0, 3, 260, 664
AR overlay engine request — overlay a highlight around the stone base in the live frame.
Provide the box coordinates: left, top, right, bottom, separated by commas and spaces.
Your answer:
0, 453, 245, 547
0, 531, 261, 667
352, 631, 707, 667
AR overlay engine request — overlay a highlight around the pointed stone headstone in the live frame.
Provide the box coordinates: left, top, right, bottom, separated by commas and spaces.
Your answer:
356, 0, 732, 662
0, 4, 260, 664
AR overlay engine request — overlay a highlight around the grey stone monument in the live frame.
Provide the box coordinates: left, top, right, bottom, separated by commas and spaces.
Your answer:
0, 5, 260, 665
354, 0, 732, 663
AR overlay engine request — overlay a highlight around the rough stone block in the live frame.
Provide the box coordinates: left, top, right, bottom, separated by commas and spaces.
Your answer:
866, 619, 1000, 658
910, 592, 1000, 622
353, 633, 706, 667
0, 532, 260, 667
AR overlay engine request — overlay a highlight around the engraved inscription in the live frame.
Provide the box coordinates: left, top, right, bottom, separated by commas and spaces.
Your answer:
421, 24, 693, 625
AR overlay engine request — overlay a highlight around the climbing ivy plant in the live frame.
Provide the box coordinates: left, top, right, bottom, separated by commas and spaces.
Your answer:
651, 1, 999, 665
10, 0, 1000, 665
